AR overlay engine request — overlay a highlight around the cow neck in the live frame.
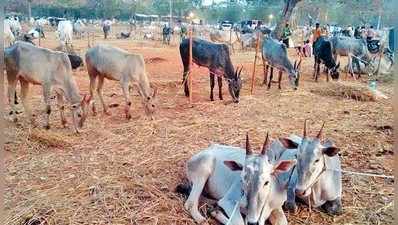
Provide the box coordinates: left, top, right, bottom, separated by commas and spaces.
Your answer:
303, 154, 327, 193
137, 75, 151, 99
63, 76, 81, 105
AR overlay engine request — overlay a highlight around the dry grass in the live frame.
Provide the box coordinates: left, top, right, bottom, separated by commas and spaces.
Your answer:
4, 24, 394, 225
310, 81, 377, 102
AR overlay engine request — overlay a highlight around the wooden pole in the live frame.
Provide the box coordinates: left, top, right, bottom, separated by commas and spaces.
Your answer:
188, 28, 193, 104
250, 32, 261, 95
38, 32, 41, 46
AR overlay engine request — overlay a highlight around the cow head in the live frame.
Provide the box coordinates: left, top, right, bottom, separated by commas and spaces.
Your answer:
224, 133, 296, 225
329, 62, 340, 80
141, 85, 157, 116
279, 120, 340, 197
289, 59, 302, 90
71, 94, 92, 133
227, 66, 243, 103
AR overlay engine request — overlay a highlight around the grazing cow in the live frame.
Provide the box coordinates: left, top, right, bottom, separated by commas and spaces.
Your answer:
57, 20, 73, 46
4, 19, 15, 46
179, 38, 242, 103
210, 29, 241, 52
85, 45, 157, 119
5, 42, 90, 132
73, 19, 86, 38
330, 36, 371, 79
262, 36, 301, 90
177, 133, 296, 225
313, 36, 340, 82
272, 121, 342, 215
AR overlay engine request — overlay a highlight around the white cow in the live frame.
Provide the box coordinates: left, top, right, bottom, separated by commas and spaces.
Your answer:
57, 20, 73, 46
7, 17, 22, 37
4, 19, 15, 46
73, 19, 86, 38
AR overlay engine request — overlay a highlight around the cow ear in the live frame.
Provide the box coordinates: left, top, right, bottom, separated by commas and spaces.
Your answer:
272, 160, 296, 175
224, 160, 243, 171
279, 138, 299, 149
322, 147, 339, 157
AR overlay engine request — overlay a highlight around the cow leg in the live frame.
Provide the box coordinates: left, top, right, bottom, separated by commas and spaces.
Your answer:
209, 209, 229, 224
268, 207, 288, 225
8, 79, 18, 122
20, 81, 36, 126
217, 76, 223, 100
55, 90, 67, 127
97, 76, 110, 115
268, 67, 274, 89
320, 197, 343, 215
278, 70, 283, 90
262, 62, 268, 85
210, 73, 215, 101
315, 63, 320, 82
14, 91, 18, 105
121, 81, 132, 120
185, 174, 210, 223
183, 68, 190, 97
89, 75, 97, 116
42, 84, 52, 130
217, 199, 245, 225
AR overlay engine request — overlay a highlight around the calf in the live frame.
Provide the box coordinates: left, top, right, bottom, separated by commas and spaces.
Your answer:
5, 42, 90, 132
313, 36, 340, 82
57, 20, 73, 46
177, 133, 296, 225
179, 38, 242, 103
273, 121, 342, 215
262, 36, 301, 90
85, 45, 157, 119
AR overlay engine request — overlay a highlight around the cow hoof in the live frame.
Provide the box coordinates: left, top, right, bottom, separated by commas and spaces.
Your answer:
284, 201, 298, 214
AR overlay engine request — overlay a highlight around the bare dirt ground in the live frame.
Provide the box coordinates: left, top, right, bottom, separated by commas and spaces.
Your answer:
4, 25, 394, 225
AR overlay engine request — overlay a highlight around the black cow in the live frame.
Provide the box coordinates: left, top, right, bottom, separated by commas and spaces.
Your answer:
67, 54, 83, 70
179, 38, 242, 103
313, 36, 340, 82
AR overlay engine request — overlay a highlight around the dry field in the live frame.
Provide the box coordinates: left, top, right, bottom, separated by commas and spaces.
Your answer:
4, 25, 394, 225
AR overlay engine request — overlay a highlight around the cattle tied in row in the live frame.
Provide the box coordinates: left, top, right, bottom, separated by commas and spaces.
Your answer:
177, 133, 296, 225
5, 42, 90, 132
271, 121, 342, 215
179, 38, 242, 103
262, 36, 301, 90
85, 45, 157, 119
313, 36, 340, 81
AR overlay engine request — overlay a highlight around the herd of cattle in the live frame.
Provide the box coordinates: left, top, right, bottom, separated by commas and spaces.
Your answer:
3, 16, 393, 225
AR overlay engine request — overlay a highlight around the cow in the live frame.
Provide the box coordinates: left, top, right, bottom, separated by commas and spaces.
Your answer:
179, 38, 242, 103
209, 29, 241, 53
102, 19, 112, 39
313, 36, 340, 82
5, 42, 90, 132
85, 45, 157, 119
330, 36, 371, 79
28, 27, 45, 39
7, 16, 22, 37
57, 20, 73, 47
240, 32, 257, 51
271, 121, 343, 216
262, 36, 301, 90
73, 19, 86, 39
177, 133, 296, 225
4, 19, 15, 47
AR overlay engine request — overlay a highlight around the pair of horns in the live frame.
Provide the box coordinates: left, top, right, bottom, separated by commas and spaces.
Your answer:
246, 132, 269, 156
235, 66, 243, 76
294, 58, 302, 70
303, 119, 325, 139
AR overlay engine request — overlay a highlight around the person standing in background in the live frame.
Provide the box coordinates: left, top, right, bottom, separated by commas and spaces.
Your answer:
281, 22, 292, 48
102, 18, 112, 39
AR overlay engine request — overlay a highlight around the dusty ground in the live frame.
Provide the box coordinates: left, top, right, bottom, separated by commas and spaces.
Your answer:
4, 25, 394, 225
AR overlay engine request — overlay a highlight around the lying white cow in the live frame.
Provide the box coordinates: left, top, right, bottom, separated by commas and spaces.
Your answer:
5, 41, 90, 132
178, 133, 296, 225
273, 121, 343, 215
4, 19, 15, 46
85, 45, 157, 119
57, 20, 73, 46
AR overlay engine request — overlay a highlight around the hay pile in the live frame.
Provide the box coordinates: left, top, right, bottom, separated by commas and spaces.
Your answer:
309, 81, 389, 101
28, 129, 72, 148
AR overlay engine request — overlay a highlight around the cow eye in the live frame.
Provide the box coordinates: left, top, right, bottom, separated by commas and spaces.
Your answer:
315, 159, 320, 163
264, 181, 269, 186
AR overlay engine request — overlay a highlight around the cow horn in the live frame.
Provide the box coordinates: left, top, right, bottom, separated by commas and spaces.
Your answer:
294, 60, 297, 69
316, 121, 325, 139
303, 119, 308, 138
238, 66, 243, 76
261, 132, 269, 155
245, 132, 253, 155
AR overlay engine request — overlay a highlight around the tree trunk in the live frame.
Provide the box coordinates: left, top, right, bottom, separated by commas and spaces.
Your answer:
27, 0, 32, 21
272, 0, 302, 40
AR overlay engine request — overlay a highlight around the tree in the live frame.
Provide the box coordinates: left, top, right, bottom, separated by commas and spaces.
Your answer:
272, 0, 302, 40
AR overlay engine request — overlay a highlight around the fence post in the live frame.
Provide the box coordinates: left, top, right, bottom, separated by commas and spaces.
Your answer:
251, 32, 261, 95
189, 28, 193, 105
